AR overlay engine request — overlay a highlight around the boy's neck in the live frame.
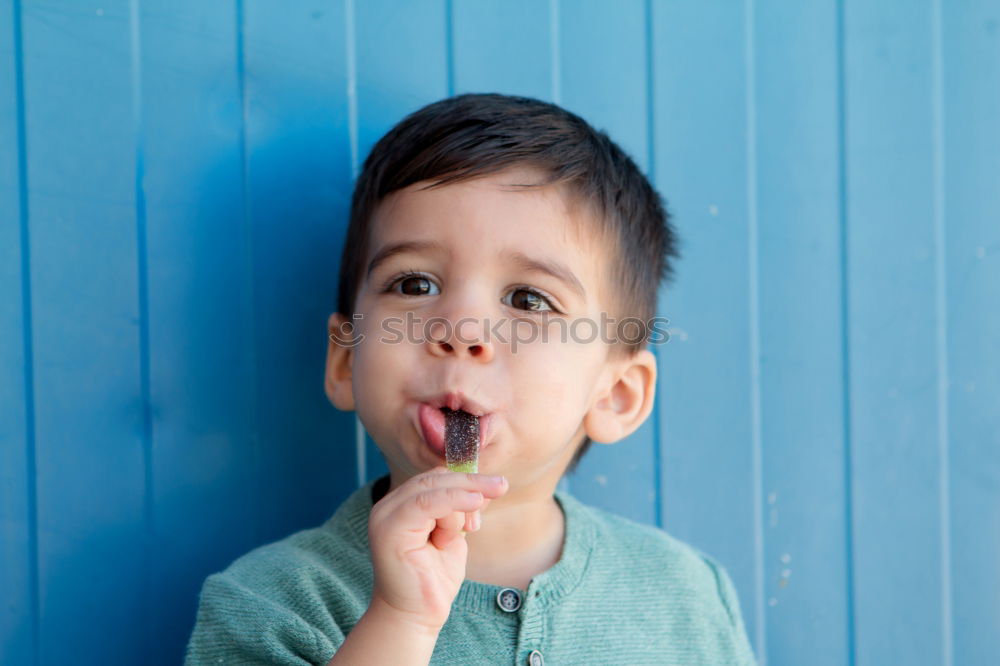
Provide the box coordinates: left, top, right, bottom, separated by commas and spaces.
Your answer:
462, 490, 565, 590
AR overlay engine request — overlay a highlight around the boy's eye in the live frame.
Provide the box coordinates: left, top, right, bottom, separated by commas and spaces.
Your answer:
391, 274, 440, 296
505, 287, 554, 312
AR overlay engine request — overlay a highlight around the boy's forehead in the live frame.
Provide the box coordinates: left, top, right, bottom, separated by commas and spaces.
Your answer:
367, 169, 615, 303
372, 167, 608, 253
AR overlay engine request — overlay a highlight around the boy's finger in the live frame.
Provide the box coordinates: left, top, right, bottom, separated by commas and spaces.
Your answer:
462, 510, 481, 532
430, 511, 466, 550
376, 470, 507, 517
392, 487, 485, 531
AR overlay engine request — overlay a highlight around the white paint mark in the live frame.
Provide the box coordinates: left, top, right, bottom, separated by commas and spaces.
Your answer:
709, 204, 719, 216
595, 474, 608, 486
767, 491, 777, 504
781, 568, 792, 578
768, 597, 777, 607
781, 553, 791, 564
666, 327, 689, 342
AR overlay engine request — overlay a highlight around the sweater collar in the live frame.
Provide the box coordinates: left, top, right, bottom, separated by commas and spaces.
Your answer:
330, 477, 596, 612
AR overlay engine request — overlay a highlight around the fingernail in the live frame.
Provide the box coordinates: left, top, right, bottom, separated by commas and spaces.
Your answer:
471, 512, 481, 531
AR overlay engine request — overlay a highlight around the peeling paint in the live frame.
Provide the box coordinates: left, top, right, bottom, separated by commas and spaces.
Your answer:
666, 327, 689, 342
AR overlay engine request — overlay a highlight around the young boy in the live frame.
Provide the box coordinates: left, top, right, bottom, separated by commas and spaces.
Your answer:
185, 93, 757, 665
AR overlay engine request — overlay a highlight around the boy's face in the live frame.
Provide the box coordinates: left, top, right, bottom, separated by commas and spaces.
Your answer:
326, 168, 655, 494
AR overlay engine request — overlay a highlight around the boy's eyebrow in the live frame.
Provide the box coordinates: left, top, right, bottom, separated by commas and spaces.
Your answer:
504, 251, 587, 301
366, 240, 447, 279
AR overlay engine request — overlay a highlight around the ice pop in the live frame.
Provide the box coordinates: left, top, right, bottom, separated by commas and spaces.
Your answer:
443, 408, 479, 473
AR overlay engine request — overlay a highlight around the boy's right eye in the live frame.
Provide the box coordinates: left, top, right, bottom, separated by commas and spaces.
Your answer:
388, 273, 440, 297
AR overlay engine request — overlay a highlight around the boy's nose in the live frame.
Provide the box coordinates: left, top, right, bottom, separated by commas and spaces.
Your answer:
426, 316, 495, 362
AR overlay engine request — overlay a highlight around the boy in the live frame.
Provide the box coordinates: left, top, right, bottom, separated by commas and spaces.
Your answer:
185, 93, 757, 665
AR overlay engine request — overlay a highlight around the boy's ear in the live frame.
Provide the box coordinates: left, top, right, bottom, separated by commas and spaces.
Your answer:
324, 312, 356, 411
583, 349, 657, 444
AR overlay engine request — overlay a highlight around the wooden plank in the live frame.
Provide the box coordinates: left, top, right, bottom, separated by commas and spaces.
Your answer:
651, 0, 761, 653
0, 1, 34, 662
451, 0, 552, 100
240, 0, 358, 543
941, 1, 1000, 663
354, 0, 449, 166
559, 0, 658, 526
18, 1, 146, 662
844, 1, 948, 662
753, 1, 852, 663
136, 2, 259, 662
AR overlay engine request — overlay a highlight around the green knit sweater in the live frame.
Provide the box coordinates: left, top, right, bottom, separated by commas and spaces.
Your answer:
185, 479, 757, 665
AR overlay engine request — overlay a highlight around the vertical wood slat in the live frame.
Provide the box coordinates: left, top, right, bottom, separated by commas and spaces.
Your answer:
0, 1, 34, 663
930, 3, 954, 664
354, 0, 449, 166
450, 0, 552, 101
753, 1, 852, 664
137, 2, 258, 663
941, 1, 1000, 664
18, 2, 146, 662
844, 0, 951, 663
240, 0, 357, 546
651, 0, 761, 650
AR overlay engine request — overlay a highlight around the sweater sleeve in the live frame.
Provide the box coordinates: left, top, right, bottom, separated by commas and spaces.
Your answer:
184, 572, 341, 666
703, 556, 759, 666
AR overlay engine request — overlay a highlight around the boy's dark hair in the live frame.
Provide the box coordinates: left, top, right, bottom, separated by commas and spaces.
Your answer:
337, 93, 680, 472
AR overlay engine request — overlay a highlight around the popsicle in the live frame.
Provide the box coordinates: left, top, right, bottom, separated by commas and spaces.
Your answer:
443, 408, 479, 473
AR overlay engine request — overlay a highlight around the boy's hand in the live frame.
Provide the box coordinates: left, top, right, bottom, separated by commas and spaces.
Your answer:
367, 467, 509, 632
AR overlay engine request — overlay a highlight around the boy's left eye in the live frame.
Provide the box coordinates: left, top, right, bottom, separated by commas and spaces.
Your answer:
504, 287, 555, 312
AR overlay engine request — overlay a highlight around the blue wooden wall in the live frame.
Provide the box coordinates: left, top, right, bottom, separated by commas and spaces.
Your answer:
2, 1, 998, 665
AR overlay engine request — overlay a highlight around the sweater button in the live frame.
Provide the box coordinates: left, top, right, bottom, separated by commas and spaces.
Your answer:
527, 650, 544, 666
496, 587, 522, 612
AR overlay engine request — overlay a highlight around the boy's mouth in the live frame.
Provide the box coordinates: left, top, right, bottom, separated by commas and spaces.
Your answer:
416, 392, 493, 457
425, 390, 490, 416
